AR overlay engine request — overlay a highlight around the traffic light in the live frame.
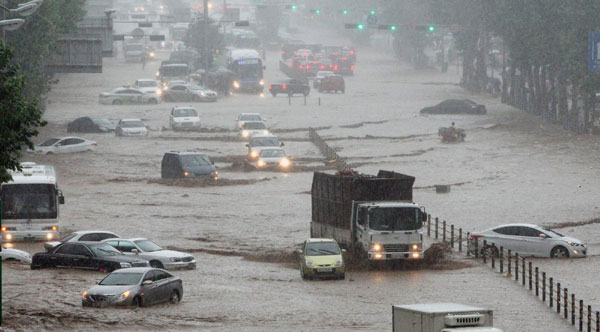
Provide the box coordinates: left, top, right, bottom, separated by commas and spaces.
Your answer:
370, 10, 375, 15
342, 9, 348, 14
357, 23, 365, 30
377, 24, 397, 31
315, 9, 320, 14
390, 25, 397, 31
291, 4, 297, 10
428, 25, 435, 32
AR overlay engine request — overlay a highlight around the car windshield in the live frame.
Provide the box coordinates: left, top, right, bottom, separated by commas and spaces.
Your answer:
90, 243, 122, 256
120, 121, 145, 128
180, 154, 212, 167
137, 81, 157, 87
188, 85, 207, 91
39, 138, 61, 147
134, 240, 163, 252
306, 242, 340, 256
250, 137, 279, 147
92, 118, 112, 126
368, 207, 423, 231
241, 114, 262, 121
99, 272, 143, 286
260, 149, 285, 158
173, 109, 198, 117
243, 122, 266, 130
543, 228, 564, 237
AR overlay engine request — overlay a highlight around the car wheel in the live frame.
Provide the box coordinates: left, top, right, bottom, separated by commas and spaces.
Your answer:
481, 245, 499, 258
193, 95, 201, 102
112, 99, 122, 105
131, 295, 143, 307
149, 260, 164, 268
551, 246, 570, 258
169, 290, 181, 304
148, 98, 158, 104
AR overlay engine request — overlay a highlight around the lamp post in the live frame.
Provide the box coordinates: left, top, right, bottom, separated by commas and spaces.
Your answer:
1, 0, 43, 42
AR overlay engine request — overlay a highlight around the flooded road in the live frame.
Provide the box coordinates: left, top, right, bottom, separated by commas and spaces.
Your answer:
3, 18, 599, 332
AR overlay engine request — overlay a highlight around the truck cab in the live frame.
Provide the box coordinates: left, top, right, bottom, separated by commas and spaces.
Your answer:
353, 201, 425, 260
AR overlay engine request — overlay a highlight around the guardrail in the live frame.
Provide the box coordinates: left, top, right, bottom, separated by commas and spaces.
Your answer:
424, 215, 599, 332
308, 127, 350, 171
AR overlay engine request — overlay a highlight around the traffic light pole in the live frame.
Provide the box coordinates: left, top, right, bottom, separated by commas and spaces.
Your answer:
202, 0, 209, 79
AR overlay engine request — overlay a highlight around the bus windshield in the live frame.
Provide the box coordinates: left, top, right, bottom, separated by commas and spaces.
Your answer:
232, 60, 262, 80
1, 184, 57, 219
368, 207, 422, 231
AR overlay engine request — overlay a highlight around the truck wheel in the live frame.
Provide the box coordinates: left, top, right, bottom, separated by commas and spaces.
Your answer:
271, 92, 277, 97
148, 98, 158, 104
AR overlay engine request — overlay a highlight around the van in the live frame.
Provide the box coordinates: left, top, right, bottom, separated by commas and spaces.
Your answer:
161, 152, 218, 179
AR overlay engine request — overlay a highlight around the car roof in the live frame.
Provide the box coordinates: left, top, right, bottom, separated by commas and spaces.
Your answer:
117, 238, 148, 242
490, 223, 541, 229
307, 238, 337, 243
120, 118, 143, 122
260, 147, 284, 152
173, 106, 198, 110
73, 230, 119, 235
239, 112, 261, 116
111, 267, 160, 273
48, 136, 87, 141
136, 79, 156, 82
165, 151, 209, 156
251, 134, 277, 139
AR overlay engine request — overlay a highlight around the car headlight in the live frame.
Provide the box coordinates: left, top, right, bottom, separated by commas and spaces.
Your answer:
119, 290, 131, 300
233, 80, 240, 89
149, 51, 155, 57
156, 89, 162, 96
263, 130, 269, 135
200, 92, 208, 97
242, 130, 249, 137
259, 79, 264, 86
170, 257, 182, 262
82, 290, 88, 299
334, 259, 342, 267
120, 262, 132, 268
280, 158, 290, 167
250, 151, 258, 158
212, 171, 219, 180
305, 259, 313, 266
257, 160, 266, 167
371, 243, 382, 252
155, 71, 160, 76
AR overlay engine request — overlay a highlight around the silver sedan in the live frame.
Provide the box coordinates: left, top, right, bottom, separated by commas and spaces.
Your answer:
102, 238, 196, 269
82, 267, 183, 307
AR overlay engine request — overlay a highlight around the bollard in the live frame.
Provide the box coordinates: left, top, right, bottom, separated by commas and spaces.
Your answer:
529, 262, 532, 290
542, 272, 546, 302
499, 246, 504, 273
442, 220, 446, 242
318, 97, 321, 106
515, 253, 519, 281
571, 293, 575, 324
304, 95, 306, 105
587, 305, 591, 332
596, 311, 599, 332
451, 225, 454, 248
474, 236, 479, 258
427, 214, 431, 237
435, 218, 439, 239
564, 288, 568, 319
579, 300, 583, 331
466, 232, 471, 256
459, 228, 463, 252
288, 95, 291, 105
557, 283, 561, 314
491, 243, 495, 269
535, 267, 539, 296
550, 277, 554, 308
507, 250, 512, 277
522, 258, 526, 286
483, 240, 487, 264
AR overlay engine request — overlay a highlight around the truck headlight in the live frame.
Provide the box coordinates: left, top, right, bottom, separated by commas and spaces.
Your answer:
371, 243, 382, 252
250, 151, 258, 158
257, 160, 266, 167
411, 252, 420, 258
46, 233, 53, 240
259, 79, 264, 86
120, 262, 132, 268
305, 259, 313, 266
155, 71, 160, 77
280, 158, 290, 168
233, 80, 240, 89
242, 130, 249, 137
156, 89, 162, 96
411, 244, 420, 251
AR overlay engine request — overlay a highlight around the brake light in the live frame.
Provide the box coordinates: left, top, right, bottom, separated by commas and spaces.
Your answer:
306, 65, 311, 70
320, 65, 325, 70
470, 234, 484, 240
350, 50, 355, 55
1, 227, 6, 232
282, 84, 287, 90
269, 84, 272, 89
92, 142, 98, 146
299, 65, 304, 69
334, 65, 338, 71
281, 50, 285, 55
313, 61, 318, 65
341, 57, 347, 61
333, 52, 338, 56
350, 65, 354, 71
179, 279, 183, 284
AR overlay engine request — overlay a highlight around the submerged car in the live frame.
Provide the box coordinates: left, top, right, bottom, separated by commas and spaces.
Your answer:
1, 246, 32, 263
30, 137, 97, 154
44, 230, 121, 251
420, 99, 487, 115
82, 267, 183, 307
318, 75, 345, 93
240, 121, 268, 138
246, 134, 284, 160
162, 84, 217, 102
161, 151, 218, 179
313, 70, 335, 89
67, 117, 116, 133
469, 223, 587, 258
102, 238, 196, 270
254, 148, 291, 170
31, 242, 148, 271
236, 113, 264, 129
170, 106, 201, 130
116, 119, 148, 137
298, 238, 345, 280
98, 88, 159, 105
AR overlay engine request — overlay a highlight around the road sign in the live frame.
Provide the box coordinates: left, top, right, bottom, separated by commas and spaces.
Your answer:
131, 28, 144, 40
367, 14, 377, 25
589, 32, 600, 72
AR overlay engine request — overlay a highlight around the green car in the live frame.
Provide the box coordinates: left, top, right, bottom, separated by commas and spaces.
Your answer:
298, 238, 346, 280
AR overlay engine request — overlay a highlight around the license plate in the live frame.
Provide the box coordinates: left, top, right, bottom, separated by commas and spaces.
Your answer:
317, 268, 332, 272
24, 237, 36, 242
92, 302, 103, 308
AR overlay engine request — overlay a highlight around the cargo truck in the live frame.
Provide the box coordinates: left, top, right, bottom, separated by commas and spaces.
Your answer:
311, 170, 427, 261
392, 303, 503, 332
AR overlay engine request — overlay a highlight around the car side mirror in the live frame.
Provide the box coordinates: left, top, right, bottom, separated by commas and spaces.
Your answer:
94, 280, 99, 285
143, 280, 153, 286
132, 249, 139, 254
420, 207, 428, 222
59, 195, 65, 205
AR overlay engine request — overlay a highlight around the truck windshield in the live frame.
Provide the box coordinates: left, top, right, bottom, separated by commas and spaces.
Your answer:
368, 207, 422, 231
160, 66, 188, 77
1, 184, 57, 219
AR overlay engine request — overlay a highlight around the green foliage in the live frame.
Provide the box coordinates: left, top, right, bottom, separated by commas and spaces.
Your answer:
184, 18, 224, 63
0, 42, 46, 183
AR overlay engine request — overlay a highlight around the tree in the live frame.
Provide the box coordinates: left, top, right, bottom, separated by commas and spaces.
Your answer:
184, 18, 224, 69
0, 42, 46, 183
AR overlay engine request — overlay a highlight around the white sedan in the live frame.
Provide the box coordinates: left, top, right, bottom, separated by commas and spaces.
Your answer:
102, 238, 196, 270
1, 246, 32, 263
170, 106, 201, 130
99, 87, 160, 105
240, 121, 269, 139
236, 113, 264, 129
469, 223, 587, 258
30, 137, 97, 154
254, 148, 291, 170
116, 119, 148, 137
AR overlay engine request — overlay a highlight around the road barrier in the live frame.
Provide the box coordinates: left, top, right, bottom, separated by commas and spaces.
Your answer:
308, 127, 350, 171
424, 215, 599, 332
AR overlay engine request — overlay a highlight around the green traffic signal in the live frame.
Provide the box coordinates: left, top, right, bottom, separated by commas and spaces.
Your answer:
390, 25, 397, 31
428, 25, 435, 32
342, 9, 348, 14
357, 24, 365, 30
291, 4, 297, 10
315, 9, 320, 14
370, 10, 375, 15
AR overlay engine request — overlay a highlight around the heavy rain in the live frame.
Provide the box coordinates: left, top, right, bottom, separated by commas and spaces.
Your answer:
1, 0, 600, 331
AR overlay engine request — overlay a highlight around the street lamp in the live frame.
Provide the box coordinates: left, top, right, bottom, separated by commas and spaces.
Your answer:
0, 18, 24, 30
0, 0, 43, 17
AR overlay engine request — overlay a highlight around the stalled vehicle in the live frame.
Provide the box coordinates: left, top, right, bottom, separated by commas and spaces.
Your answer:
313, 70, 335, 89
99, 88, 159, 105
420, 99, 487, 115
123, 43, 145, 62
298, 238, 345, 280
268, 78, 310, 97
67, 117, 115, 133
318, 75, 345, 93
82, 267, 183, 307
392, 303, 502, 332
1, 246, 32, 263
240, 121, 269, 138
157, 63, 190, 84
162, 84, 217, 102
170, 106, 201, 130
236, 113, 264, 129
469, 223, 587, 258
44, 230, 120, 251
161, 152, 218, 180
246, 134, 283, 160
116, 119, 148, 137
253, 148, 291, 170
227, 48, 265, 94
102, 238, 196, 269
31, 242, 148, 271
30, 137, 97, 154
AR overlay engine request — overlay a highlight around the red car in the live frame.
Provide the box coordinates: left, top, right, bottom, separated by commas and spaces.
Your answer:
318, 75, 345, 93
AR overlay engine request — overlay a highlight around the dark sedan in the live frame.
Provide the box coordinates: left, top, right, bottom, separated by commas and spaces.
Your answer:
82, 267, 183, 307
31, 242, 148, 272
420, 99, 487, 115
67, 117, 116, 133
269, 78, 310, 97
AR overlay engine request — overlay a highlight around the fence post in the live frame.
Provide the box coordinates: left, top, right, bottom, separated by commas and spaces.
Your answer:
572, 293, 576, 325
459, 228, 463, 252
550, 277, 554, 308
442, 220, 446, 242
542, 272, 546, 302
474, 237, 479, 258
515, 253, 519, 281
587, 305, 591, 332
491, 243, 495, 269
522, 258, 526, 286
427, 214, 431, 237
535, 267, 539, 296
507, 250, 512, 277
557, 283, 561, 314
499, 246, 504, 273
528, 262, 532, 290
596, 311, 599, 332
483, 240, 487, 264
450, 225, 454, 248
580, 300, 584, 331
564, 288, 568, 319
435, 218, 439, 239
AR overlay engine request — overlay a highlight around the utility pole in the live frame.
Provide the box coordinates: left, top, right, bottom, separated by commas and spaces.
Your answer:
202, 0, 208, 76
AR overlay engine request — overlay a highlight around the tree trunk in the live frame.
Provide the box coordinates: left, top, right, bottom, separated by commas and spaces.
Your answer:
549, 67, 557, 122
532, 64, 542, 115
509, 65, 517, 106
570, 85, 578, 132
540, 66, 549, 119
557, 74, 568, 127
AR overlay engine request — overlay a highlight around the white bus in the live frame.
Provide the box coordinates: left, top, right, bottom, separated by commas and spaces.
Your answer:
1, 162, 64, 242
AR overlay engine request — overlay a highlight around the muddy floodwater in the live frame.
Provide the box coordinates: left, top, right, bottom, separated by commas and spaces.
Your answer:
3, 19, 600, 332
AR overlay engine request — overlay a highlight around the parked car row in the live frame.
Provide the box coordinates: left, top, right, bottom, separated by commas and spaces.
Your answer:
99, 79, 219, 105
